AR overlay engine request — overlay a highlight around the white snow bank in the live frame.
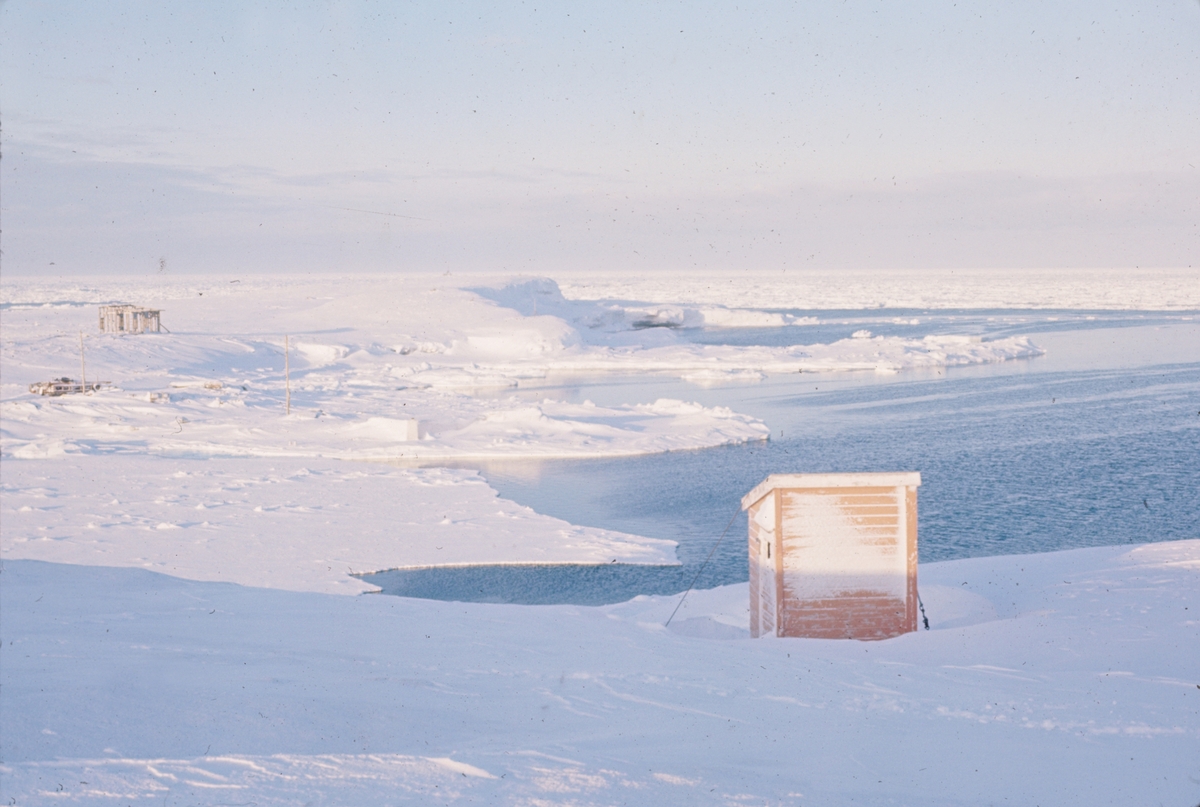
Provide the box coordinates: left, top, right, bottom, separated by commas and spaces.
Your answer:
458, 278, 1042, 380
3, 274, 1046, 462
3, 540, 1196, 805
467, 331, 1042, 378
292, 341, 348, 365
472, 276, 815, 336
0, 457, 677, 595
0, 275, 771, 461
0, 380, 768, 461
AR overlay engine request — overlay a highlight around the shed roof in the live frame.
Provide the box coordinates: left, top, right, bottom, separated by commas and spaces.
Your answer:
741, 472, 922, 510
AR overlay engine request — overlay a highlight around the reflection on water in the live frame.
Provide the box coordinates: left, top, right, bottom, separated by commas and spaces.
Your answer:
359, 564, 690, 605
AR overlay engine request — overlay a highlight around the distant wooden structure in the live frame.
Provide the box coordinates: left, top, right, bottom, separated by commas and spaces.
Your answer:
29, 378, 108, 396
742, 472, 921, 640
99, 305, 163, 334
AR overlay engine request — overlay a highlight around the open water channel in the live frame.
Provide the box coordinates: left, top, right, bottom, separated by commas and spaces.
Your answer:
363, 310, 1200, 604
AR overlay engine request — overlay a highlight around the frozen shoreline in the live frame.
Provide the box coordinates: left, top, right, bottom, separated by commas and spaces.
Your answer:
1, 456, 677, 595
0, 274, 1055, 593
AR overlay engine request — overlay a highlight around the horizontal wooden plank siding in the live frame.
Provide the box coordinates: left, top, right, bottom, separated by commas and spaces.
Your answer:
744, 474, 920, 641
780, 486, 907, 601
776, 595, 910, 640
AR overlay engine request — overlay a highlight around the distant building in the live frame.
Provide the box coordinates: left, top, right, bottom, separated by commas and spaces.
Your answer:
99, 305, 163, 334
743, 472, 921, 640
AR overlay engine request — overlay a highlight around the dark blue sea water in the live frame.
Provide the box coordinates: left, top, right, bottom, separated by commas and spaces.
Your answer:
364, 316, 1199, 604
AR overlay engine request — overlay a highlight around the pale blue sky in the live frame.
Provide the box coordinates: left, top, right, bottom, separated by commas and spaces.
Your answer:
3, 1, 1197, 274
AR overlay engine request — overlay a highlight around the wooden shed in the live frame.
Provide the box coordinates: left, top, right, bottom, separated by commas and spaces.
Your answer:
99, 305, 163, 334
742, 472, 921, 640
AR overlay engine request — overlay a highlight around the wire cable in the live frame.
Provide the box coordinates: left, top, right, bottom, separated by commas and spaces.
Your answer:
664, 503, 743, 628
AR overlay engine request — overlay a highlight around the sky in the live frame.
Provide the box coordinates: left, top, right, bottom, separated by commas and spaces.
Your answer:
2, 0, 1198, 276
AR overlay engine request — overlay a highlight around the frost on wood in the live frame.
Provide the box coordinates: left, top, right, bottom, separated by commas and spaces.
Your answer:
744, 472, 921, 640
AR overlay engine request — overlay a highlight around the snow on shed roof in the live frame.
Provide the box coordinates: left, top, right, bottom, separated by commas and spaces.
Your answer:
742, 472, 922, 510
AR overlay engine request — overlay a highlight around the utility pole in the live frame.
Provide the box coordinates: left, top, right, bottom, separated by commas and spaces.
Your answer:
79, 332, 86, 390
284, 335, 291, 415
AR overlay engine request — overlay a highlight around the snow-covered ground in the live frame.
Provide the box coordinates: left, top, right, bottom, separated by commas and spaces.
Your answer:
2, 270, 1198, 805
3, 541, 1197, 805
0, 456, 676, 595
2, 276, 783, 461
1, 274, 1048, 463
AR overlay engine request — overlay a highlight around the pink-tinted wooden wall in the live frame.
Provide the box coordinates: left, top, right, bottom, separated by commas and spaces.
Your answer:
744, 473, 920, 640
